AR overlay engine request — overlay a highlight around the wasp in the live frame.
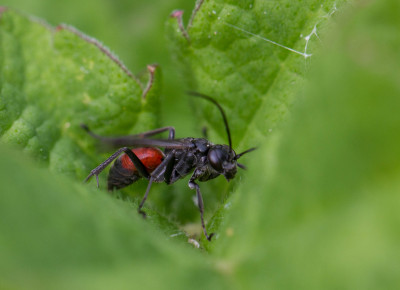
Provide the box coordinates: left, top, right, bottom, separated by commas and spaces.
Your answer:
82, 92, 255, 241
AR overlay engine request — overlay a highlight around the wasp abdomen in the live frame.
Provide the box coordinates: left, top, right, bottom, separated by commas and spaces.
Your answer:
107, 147, 164, 191
108, 159, 141, 190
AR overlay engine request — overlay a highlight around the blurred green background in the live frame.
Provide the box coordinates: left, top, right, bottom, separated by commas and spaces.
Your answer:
2, 0, 400, 288
2, 0, 196, 134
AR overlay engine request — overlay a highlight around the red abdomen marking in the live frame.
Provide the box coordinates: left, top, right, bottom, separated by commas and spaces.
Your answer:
120, 147, 164, 173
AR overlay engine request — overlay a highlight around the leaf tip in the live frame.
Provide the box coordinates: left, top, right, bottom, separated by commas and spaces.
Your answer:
141, 64, 159, 100
170, 10, 190, 43
170, 10, 184, 19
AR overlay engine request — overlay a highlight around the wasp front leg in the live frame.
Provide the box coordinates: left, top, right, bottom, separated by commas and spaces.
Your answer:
188, 177, 214, 241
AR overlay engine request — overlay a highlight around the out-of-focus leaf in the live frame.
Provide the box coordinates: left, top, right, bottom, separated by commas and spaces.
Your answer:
0, 143, 229, 289
212, 0, 400, 288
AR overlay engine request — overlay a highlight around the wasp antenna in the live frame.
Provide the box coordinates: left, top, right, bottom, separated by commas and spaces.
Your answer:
188, 91, 232, 150
235, 147, 257, 160
237, 163, 247, 170
81, 123, 106, 141
80, 123, 90, 132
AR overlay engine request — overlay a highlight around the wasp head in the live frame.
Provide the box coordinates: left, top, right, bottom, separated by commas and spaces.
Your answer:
207, 145, 237, 180
208, 145, 257, 180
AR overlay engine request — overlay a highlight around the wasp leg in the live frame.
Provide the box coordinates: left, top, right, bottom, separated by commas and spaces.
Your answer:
188, 178, 214, 241
138, 151, 176, 217
163, 151, 176, 185
84, 147, 149, 187
84, 147, 129, 186
138, 179, 153, 218
123, 149, 150, 179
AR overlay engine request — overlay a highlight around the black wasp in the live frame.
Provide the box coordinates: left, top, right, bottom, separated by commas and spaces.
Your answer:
82, 92, 255, 241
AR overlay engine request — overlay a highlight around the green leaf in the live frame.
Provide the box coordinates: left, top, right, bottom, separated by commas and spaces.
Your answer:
167, 0, 346, 148
0, 143, 229, 289
2, 0, 399, 288
0, 9, 160, 180
210, 0, 400, 288
167, 0, 349, 247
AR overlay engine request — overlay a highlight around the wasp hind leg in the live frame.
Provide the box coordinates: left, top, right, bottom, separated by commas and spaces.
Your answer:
84, 146, 150, 189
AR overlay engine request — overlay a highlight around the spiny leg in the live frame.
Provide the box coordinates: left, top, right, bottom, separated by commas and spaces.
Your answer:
189, 179, 214, 241
137, 151, 176, 217
138, 179, 153, 218
84, 147, 149, 188
84, 147, 130, 187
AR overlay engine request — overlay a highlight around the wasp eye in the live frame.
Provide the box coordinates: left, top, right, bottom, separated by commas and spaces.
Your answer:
208, 148, 226, 172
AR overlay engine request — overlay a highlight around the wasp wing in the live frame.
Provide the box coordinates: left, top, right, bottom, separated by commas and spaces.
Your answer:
96, 136, 191, 149
81, 124, 192, 149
